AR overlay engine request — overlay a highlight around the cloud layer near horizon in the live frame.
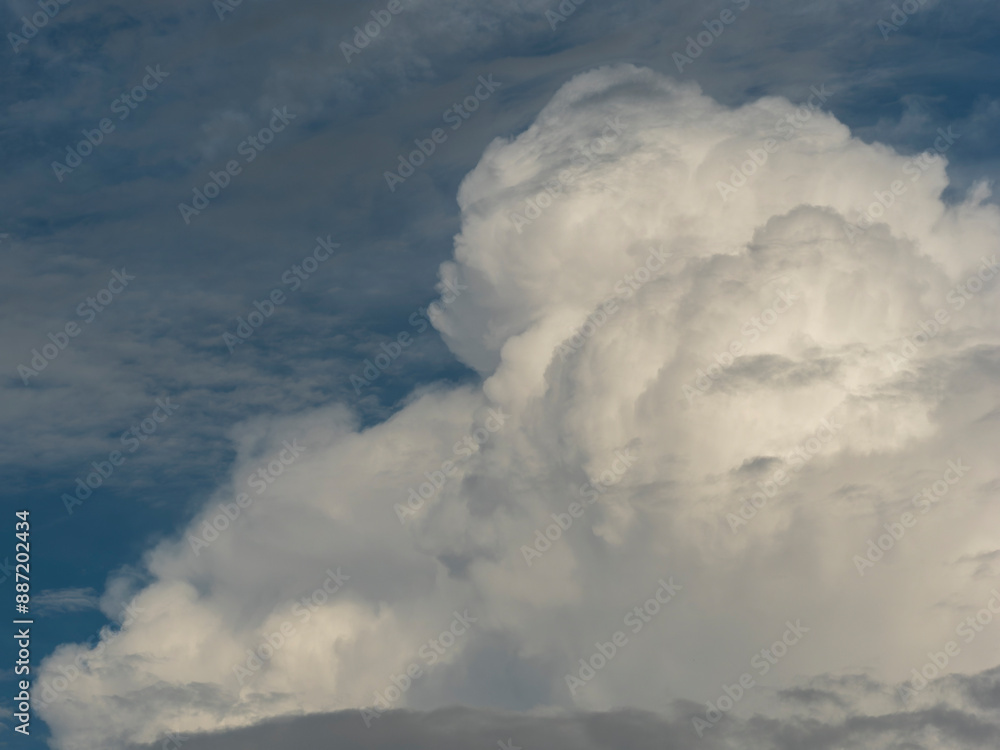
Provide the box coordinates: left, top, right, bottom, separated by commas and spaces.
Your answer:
121, 686, 1000, 750
37, 65, 1000, 750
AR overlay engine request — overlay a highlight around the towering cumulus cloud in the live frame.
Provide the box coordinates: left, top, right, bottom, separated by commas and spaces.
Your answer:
38, 65, 1000, 749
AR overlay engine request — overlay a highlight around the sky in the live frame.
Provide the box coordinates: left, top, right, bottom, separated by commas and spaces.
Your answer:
2, 0, 1000, 748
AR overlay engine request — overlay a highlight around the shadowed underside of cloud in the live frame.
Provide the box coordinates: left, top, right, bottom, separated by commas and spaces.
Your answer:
127, 669, 1000, 750
38, 64, 1000, 750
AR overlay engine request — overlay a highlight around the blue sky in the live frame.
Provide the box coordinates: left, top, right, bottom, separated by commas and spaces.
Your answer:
3, 0, 1000, 748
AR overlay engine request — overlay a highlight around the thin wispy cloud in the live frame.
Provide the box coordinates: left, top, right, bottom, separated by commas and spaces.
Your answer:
31, 588, 100, 616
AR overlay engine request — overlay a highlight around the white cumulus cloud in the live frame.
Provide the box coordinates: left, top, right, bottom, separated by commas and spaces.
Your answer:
37, 64, 1000, 750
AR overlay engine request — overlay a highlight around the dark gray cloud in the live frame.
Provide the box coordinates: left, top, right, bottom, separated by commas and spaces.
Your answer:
127, 667, 1000, 750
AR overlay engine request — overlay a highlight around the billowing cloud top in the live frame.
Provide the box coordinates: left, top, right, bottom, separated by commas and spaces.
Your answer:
38, 64, 1000, 750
